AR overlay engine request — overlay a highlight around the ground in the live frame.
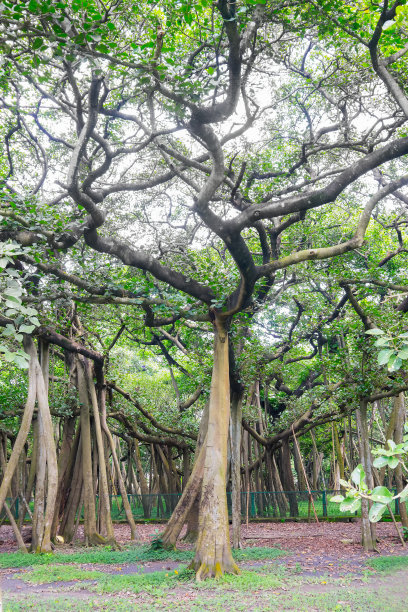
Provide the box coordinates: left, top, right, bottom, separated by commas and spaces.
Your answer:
0, 521, 407, 611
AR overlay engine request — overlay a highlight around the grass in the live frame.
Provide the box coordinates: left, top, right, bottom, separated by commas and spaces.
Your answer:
0, 545, 285, 568
8, 561, 407, 612
4, 549, 408, 612
20, 565, 103, 584
366, 554, 408, 573
16, 562, 292, 595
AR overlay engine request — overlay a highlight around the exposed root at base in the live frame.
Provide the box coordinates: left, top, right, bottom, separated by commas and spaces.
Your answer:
85, 533, 121, 549
189, 559, 240, 581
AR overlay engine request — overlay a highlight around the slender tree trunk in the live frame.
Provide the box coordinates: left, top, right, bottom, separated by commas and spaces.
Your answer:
0, 338, 36, 516
394, 393, 408, 528
191, 319, 239, 579
51, 417, 78, 540
356, 401, 377, 552
133, 440, 151, 518
230, 391, 243, 548
60, 434, 83, 543
100, 384, 138, 541
280, 438, 298, 516
31, 414, 46, 552
85, 361, 118, 546
77, 358, 104, 546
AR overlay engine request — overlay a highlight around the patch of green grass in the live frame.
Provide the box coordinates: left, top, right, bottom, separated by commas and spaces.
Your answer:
17, 563, 290, 596
195, 568, 288, 591
0, 545, 284, 569
233, 546, 286, 561
19, 564, 102, 584
3, 594, 148, 611
0, 545, 191, 568
367, 555, 408, 573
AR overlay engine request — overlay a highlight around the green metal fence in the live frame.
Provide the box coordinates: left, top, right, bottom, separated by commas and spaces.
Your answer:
1, 490, 400, 523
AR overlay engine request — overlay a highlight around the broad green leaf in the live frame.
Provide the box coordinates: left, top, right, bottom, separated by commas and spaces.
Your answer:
388, 355, 402, 372
378, 349, 395, 365
340, 497, 361, 513
388, 457, 400, 469
18, 324, 35, 334
399, 485, 408, 502
370, 486, 393, 504
351, 464, 365, 487
369, 502, 388, 523
366, 328, 385, 335
32, 37, 44, 50
373, 456, 389, 468
374, 337, 390, 347
330, 495, 345, 503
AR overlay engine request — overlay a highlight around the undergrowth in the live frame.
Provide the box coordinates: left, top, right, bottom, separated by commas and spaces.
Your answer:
0, 545, 285, 568
18, 564, 290, 595
367, 555, 408, 573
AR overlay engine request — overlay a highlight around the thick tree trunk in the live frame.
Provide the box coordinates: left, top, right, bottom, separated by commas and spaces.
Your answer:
190, 319, 239, 579
35, 342, 58, 552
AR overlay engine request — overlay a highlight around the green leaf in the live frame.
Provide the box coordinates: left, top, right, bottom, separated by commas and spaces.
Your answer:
373, 456, 389, 468
366, 328, 385, 335
18, 324, 35, 334
330, 495, 345, 503
388, 456, 400, 469
32, 37, 44, 50
378, 349, 395, 365
397, 348, 408, 360
388, 354, 402, 372
369, 502, 388, 523
374, 337, 391, 347
340, 497, 361, 513
351, 464, 365, 487
399, 485, 408, 502
370, 486, 393, 504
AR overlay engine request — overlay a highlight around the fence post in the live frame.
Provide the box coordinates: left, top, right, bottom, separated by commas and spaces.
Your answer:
322, 490, 327, 517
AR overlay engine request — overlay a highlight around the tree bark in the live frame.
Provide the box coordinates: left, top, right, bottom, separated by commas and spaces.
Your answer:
0, 338, 37, 516
85, 361, 118, 546
77, 358, 105, 546
394, 393, 408, 528
190, 318, 239, 579
100, 383, 138, 541
230, 390, 243, 548
356, 401, 377, 552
